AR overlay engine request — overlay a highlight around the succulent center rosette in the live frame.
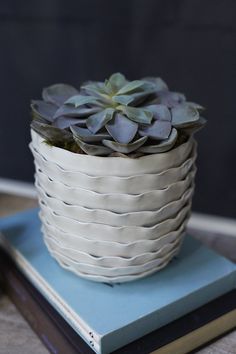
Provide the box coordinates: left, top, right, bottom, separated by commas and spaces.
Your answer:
31, 73, 206, 156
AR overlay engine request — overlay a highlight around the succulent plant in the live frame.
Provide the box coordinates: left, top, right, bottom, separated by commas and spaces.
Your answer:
31, 73, 206, 156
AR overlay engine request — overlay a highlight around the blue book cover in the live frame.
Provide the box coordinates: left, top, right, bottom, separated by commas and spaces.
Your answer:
0, 209, 235, 354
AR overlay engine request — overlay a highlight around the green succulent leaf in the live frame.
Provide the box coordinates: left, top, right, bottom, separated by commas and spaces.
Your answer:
171, 104, 199, 128
31, 120, 73, 144
53, 105, 100, 119
138, 128, 178, 153
127, 90, 156, 106
103, 79, 114, 95
81, 82, 114, 105
82, 82, 109, 96
106, 113, 138, 144
70, 126, 111, 142
102, 136, 147, 154
73, 136, 112, 156
139, 120, 172, 140
86, 108, 115, 133
31, 100, 57, 122
65, 94, 99, 107
112, 95, 134, 106
112, 90, 154, 106
81, 81, 105, 93
118, 106, 153, 124
116, 80, 148, 95
108, 73, 127, 91
42, 84, 78, 106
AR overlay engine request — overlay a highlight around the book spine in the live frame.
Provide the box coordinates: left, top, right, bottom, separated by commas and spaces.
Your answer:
0, 251, 94, 354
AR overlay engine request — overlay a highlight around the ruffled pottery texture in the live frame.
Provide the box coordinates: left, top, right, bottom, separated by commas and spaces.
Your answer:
30, 73, 206, 283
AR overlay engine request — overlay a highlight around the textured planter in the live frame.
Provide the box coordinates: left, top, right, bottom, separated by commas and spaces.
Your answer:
31, 129, 196, 283
30, 142, 197, 193
31, 130, 194, 176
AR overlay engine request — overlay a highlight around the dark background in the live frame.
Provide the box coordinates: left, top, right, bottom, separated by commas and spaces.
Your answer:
0, 0, 236, 218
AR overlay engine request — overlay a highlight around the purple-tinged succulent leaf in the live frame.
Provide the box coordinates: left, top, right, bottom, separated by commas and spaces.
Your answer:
157, 91, 186, 108
70, 126, 111, 142
138, 128, 178, 153
139, 120, 172, 140
118, 106, 153, 124
106, 113, 138, 144
127, 90, 156, 106
31, 100, 57, 122
74, 136, 112, 156
145, 104, 171, 121
171, 104, 199, 128
53, 105, 100, 119
74, 119, 87, 127
86, 108, 114, 133
142, 77, 168, 91
102, 136, 147, 154
42, 84, 79, 106
65, 94, 99, 107
53, 117, 84, 129
31, 74, 206, 156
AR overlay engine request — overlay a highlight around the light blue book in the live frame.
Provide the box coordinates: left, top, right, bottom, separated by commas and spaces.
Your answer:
0, 208, 235, 354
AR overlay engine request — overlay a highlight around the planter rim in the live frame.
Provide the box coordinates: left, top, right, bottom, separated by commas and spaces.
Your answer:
30, 141, 197, 180
31, 129, 194, 163
31, 129, 194, 176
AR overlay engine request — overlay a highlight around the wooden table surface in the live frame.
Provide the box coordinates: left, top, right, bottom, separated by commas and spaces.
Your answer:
0, 193, 235, 354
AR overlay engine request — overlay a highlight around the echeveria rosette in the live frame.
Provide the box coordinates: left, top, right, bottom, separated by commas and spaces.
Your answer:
31, 73, 206, 156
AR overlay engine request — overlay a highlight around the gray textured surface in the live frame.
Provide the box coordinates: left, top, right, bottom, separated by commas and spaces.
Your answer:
0, 293, 48, 354
198, 332, 236, 354
0, 193, 235, 354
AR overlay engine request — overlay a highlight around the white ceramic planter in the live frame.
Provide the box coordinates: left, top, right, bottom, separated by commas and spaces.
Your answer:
48, 252, 177, 283
43, 231, 182, 267
35, 169, 195, 213
41, 218, 186, 258
30, 142, 197, 194
44, 241, 180, 277
31, 129, 194, 176
39, 202, 191, 242
31, 130, 196, 282
37, 183, 194, 226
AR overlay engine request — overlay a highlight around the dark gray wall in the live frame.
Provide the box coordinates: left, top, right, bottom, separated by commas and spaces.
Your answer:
1, 0, 236, 217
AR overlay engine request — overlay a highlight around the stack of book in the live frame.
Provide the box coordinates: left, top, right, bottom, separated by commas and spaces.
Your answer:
0, 208, 235, 354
